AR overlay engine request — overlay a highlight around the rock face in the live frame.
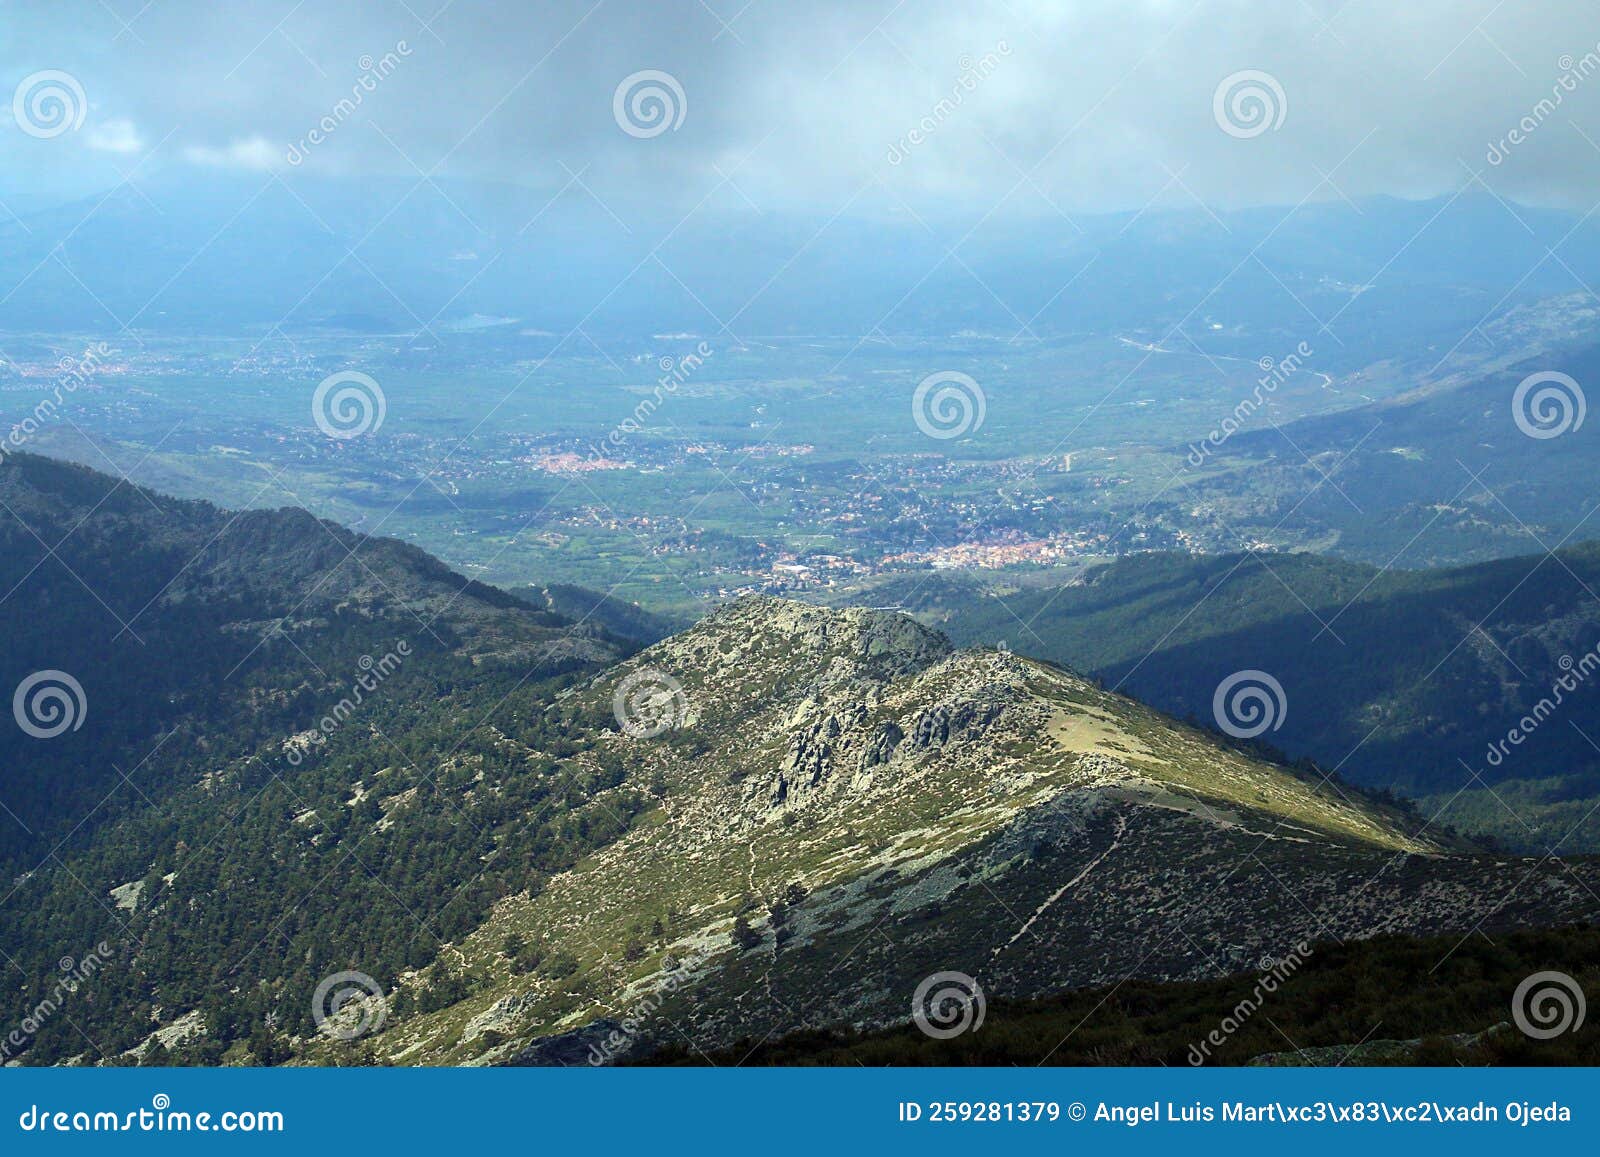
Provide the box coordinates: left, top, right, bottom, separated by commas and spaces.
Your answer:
359, 596, 1600, 1067
462, 993, 541, 1043
769, 694, 1004, 812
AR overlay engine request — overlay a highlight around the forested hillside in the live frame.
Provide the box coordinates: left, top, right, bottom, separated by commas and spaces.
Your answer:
0, 454, 640, 1063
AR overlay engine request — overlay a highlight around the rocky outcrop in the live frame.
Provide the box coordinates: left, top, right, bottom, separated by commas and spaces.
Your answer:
764, 687, 1008, 814
462, 992, 542, 1042
907, 699, 1003, 750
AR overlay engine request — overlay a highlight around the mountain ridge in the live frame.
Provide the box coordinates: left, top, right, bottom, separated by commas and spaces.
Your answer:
3, 453, 1598, 1069
841, 542, 1600, 851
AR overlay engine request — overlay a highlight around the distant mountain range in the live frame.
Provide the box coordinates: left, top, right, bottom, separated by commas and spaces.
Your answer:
3, 453, 1598, 1067
1171, 328, 1600, 569
5, 176, 1599, 347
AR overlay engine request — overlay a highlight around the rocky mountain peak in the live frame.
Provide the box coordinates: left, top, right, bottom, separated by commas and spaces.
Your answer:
685, 593, 952, 674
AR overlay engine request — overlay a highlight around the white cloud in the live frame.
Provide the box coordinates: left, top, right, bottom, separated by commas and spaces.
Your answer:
181, 136, 280, 171
86, 118, 143, 154
9, 1, 1600, 213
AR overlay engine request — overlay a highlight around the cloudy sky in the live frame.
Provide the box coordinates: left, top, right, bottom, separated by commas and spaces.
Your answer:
5, 0, 1600, 219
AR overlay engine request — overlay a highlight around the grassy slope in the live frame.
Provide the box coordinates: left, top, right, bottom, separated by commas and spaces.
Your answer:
839, 546, 1600, 851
